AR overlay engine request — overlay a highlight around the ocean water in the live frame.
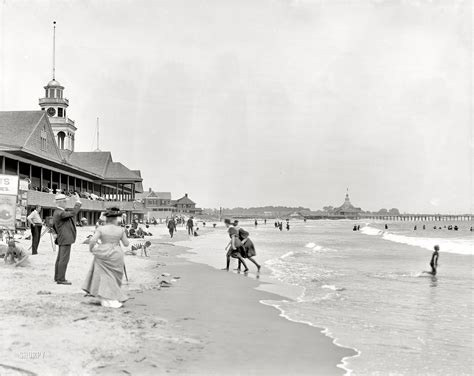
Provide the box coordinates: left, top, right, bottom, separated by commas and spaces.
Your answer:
177, 219, 473, 375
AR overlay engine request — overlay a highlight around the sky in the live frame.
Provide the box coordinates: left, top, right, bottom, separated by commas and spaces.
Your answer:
0, 0, 472, 213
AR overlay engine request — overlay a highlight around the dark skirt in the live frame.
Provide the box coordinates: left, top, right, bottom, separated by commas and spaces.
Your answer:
227, 246, 245, 258
243, 239, 256, 258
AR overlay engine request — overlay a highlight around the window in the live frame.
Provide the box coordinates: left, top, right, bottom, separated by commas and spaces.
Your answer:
49, 89, 55, 98
40, 126, 47, 151
57, 131, 65, 150
58, 108, 63, 117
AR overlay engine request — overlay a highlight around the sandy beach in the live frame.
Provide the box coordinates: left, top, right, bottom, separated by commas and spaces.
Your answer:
0, 224, 355, 375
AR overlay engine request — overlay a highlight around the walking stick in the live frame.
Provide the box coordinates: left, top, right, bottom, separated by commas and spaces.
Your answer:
123, 263, 129, 284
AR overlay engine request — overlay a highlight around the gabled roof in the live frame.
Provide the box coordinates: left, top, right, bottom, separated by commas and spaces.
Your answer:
131, 170, 143, 193
0, 111, 44, 148
66, 151, 113, 177
141, 191, 172, 200
104, 162, 142, 181
145, 192, 171, 200
0, 111, 143, 184
176, 195, 196, 205
155, 192, 171, 200
0, 111, 64, 163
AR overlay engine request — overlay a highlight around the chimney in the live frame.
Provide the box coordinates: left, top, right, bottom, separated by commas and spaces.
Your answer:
185, 193, 188, 197
149, 188, 152, 192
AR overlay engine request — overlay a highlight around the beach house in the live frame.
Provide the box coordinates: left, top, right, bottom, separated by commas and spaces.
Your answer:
173, 194, 202, 215
136, 189, 175, 221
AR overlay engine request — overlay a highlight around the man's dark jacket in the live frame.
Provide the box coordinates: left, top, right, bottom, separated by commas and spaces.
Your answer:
52, 203, 81, 245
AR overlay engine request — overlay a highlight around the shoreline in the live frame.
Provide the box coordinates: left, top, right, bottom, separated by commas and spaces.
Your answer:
259, 299, 361, 376
0, 225, 356, 375
173, 229, 361, 375
127, 229, 357, 375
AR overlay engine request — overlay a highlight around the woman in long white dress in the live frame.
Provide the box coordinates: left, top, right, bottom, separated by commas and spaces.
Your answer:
82, 207, 129, 308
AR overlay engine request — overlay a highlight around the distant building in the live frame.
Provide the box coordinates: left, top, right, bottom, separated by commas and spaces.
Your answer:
137, 190, 202, 220
332, 190, 362, 218
136, 189, 174, 220
173, 193, 202, 215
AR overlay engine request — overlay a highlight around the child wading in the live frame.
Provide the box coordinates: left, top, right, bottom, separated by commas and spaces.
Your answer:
223, 219, 248, 272
237, 228, 261, 272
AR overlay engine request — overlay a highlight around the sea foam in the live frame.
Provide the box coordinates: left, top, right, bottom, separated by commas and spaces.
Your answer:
361, 226, 473, 256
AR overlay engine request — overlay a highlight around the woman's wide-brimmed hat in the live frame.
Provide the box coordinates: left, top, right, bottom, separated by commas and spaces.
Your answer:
104, 207, 122, 217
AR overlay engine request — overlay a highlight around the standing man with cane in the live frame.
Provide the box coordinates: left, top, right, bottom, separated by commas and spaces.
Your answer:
52, 194, 82, 285
27, 205, 42, 255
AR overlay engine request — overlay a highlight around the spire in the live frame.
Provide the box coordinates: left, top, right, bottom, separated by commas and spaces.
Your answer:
52, 21, 56, 79
94, 117, 101, 151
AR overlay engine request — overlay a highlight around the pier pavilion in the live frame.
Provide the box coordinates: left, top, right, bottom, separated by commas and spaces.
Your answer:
0, 24, 146, 228
0, 109, 144, 227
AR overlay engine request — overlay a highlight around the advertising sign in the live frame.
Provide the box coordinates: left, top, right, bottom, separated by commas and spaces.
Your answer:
0, 175, 19, 230
0, 195, 17, 229
19, 179, 29, 191
0, 175, 19, 196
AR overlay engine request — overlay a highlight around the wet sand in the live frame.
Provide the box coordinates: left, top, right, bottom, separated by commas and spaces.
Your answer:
0, 225, 354, 375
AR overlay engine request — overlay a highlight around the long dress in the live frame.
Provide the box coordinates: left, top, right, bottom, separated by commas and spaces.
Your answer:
82, 225, 128, 302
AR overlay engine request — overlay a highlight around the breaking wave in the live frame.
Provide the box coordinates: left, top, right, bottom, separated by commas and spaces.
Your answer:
361, 225, 473, 256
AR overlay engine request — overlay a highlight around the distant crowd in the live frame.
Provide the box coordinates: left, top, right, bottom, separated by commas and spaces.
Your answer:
29, 186, 137, 202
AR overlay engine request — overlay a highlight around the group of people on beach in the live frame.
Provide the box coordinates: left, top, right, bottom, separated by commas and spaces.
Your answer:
166, 216, 200, 238
47, 194, 129, 308
274, 220, 290, 231
1, 194, 132, 308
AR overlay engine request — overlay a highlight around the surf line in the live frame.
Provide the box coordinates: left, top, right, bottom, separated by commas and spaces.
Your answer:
259, 299, 361, 376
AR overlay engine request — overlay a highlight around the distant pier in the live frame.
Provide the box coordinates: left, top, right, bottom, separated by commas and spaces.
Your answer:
220, 213, 473, 222
300, 214, 473, 221
360, 214, 473, 221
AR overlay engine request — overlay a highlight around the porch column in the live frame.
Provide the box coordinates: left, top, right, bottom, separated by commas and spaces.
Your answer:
116, 182, 119, 201
1, 155, 4, 174
29, 164, 32, 181
67, 175, 70, 192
